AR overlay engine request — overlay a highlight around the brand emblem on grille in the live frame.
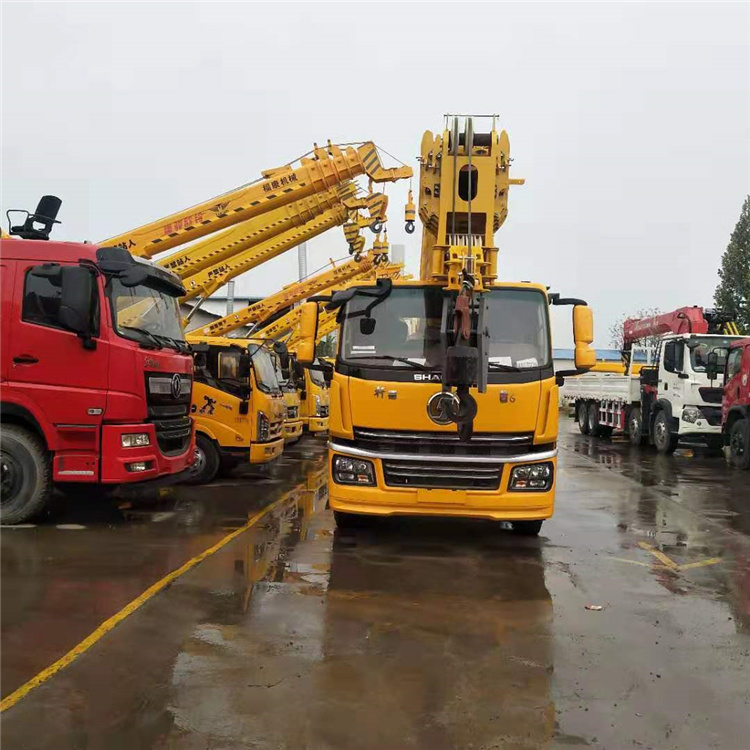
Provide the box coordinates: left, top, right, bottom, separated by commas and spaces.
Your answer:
171, 373, 182, 399
426, 391, 460, 426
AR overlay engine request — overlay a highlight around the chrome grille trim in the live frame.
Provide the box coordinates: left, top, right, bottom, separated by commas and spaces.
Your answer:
329, 441, 557, 465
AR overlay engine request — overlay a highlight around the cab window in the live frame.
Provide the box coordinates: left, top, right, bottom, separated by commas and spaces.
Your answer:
22, 268, 64, 329
726, 348, 743, 380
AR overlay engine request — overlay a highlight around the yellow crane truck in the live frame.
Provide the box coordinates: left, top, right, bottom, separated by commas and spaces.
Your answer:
317, 116, 596, 535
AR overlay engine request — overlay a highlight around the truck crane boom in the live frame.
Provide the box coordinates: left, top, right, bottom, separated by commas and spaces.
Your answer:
624, 307, 740, 346
157, 183, 357, 279
180, 202, 356, 303
255, 261, 405, 343
191, 255, 373, 338
101, 141, 412, 258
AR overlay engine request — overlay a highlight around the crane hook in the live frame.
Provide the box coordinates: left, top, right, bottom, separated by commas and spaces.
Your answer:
404, 189, 416, 234
370, 220, 383, 234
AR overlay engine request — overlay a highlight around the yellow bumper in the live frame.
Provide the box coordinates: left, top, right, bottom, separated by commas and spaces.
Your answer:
249, 437, 284, 465
306, 416, 329, 434
283, 420, 304, 443
328, 445, 556, 521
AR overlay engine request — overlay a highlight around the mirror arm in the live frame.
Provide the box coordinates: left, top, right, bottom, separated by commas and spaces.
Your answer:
555, 367, 589, 386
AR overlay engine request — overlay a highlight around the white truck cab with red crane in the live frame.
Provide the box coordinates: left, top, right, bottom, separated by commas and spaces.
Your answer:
562, 307, 743, 453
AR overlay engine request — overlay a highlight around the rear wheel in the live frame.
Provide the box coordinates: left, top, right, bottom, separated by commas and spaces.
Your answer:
653, 411, 679, 454
729, 419, 750, 469
577, 402, 590, 435
185, 434, 221, 485
628, 408, 647, 446
587, 402, 601, 437
0, 425, 51, 524
512, 520, 543, 536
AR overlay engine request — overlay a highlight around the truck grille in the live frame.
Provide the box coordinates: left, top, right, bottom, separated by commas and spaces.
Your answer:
145, 373, 193, 455
383, 459, 502, 490
699, 387, 724, 405
352, 428, 537, 457
319, 405, 329, 418
698, 406, 723, 426
152, 416, 192, 456
286, 406, 299, 420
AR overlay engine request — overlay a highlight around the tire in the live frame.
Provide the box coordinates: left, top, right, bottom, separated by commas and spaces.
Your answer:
628, 407, 647, 447
577, 402, 591, 435
587, 402, 601, 437
653, 410, 679, 455
729, 419, 750, 469
512, 520, 543, 536
185, 433, 221, 485
333, 510, 368, 530
0, 425, 51, 524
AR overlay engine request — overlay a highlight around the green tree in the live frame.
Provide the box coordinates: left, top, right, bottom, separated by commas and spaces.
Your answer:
715, 196, 750, 333
316, 332, 337, 358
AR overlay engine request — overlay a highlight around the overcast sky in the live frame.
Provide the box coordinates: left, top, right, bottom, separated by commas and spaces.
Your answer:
2, 1, 749, 347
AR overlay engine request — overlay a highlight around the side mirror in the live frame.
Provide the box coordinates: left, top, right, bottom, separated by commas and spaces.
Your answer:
706, 351, 719, 382
239, 353, 251, 379
573, 305, 596, 371
59, 266, 95, 343
296, 302, 319, 365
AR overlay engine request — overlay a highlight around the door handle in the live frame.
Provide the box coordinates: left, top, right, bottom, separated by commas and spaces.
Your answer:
13, 355, 39, 365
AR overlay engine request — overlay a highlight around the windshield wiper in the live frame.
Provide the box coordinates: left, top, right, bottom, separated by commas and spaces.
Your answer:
349, 355, 433, 371
120, 325, 163, 349
488, 362, 521, 372
153, 333, 189, 353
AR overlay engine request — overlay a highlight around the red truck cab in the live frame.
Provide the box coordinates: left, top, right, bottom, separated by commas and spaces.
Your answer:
717, 338, 750, 469
1, 234, 195, 523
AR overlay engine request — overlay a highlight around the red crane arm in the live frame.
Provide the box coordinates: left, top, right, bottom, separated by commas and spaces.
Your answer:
623, 307, 710, 345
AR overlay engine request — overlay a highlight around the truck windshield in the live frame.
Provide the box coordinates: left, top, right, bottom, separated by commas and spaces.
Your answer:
108, 278, 185, 349
339, 287, 551, 370
251, 347, 280, 393
688, 337, 737, 373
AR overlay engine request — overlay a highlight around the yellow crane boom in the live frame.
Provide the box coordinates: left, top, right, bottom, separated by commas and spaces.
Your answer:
101, 141, 411, 258
190, 255, 373, 338
157, 183, 357, 279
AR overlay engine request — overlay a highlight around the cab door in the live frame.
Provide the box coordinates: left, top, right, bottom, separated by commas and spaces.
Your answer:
723, 346, 746, 422
7, 262, 110, 431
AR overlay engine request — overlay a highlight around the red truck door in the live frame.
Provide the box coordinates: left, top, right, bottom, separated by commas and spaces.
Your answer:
7, 262, 110, 432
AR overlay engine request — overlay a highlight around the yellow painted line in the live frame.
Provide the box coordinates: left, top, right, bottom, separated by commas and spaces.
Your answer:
678, 558, 722, 571
612, 557, 653, 567
638, 542, 680, 570
0, 492, 292, 714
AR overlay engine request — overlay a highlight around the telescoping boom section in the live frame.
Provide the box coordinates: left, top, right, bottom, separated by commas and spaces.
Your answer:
102, 141, 411, 258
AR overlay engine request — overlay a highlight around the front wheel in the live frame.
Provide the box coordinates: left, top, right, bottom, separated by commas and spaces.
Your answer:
185, 434, 221, 485
653, 411, 679, 455
729, 419, 750, 469
577, 402, 591, 435
333, 510, 369, 530
512, 520, 543, 536
0, 425, 51, 524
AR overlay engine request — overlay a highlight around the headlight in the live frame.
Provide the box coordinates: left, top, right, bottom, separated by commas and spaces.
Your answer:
332, 455, 376, 485
681, 406, 702, 424
509, 462, 554, 491
121, 433, 150, 448
257, 411, 270, 441
315, 395, 323, 416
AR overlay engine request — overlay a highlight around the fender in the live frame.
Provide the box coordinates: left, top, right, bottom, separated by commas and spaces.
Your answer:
194, 422, 219, 443
654, 398, 679, 432
1, 395, 56, 449
725, 404, 750, 431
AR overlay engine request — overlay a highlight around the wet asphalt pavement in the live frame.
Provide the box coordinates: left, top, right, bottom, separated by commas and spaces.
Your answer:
1, 422, 750, 750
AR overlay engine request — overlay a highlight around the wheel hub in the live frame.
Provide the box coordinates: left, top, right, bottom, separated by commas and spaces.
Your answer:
731, 430, 745, 457
1, 450, 22, 506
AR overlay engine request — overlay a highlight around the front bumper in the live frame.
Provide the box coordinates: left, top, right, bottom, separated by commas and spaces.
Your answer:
249, 437, 285, 465
283, 419, 304, 443
306, 416, 329, 434
98, 422, 195, 484
328, 441, 556, 521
